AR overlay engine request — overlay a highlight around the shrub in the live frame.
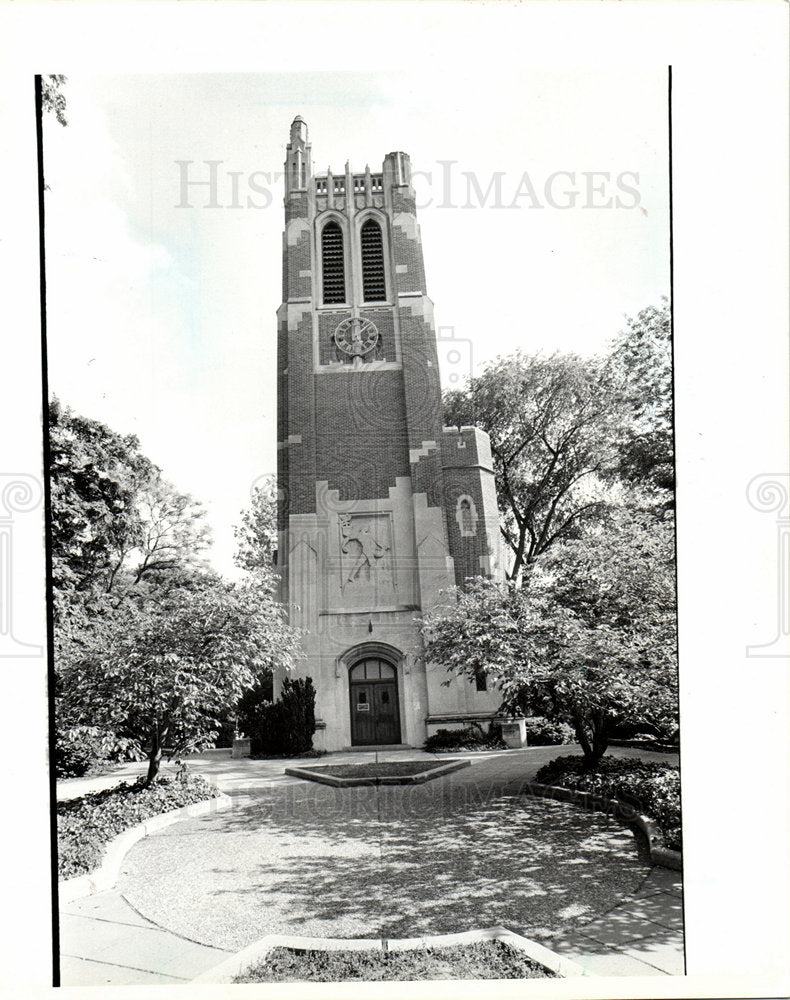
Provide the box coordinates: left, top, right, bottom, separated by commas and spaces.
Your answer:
211, 710, 239, 749
234, 673, 275, 744
524, 717, 576, 746
535, 754, 681, 851
243, 677, 316, 757
424, 724, 505, 753
55, 725, 144, 779
608, 719, 679, 749
57, 766, 218, 879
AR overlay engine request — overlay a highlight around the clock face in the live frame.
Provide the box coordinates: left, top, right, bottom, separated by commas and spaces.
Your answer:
333, 317, 379, 358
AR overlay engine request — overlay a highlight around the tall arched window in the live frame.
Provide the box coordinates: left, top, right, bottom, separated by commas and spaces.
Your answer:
360, 218, 386, 301
321, 221, 346, 304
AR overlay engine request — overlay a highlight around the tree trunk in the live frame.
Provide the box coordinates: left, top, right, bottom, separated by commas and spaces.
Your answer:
145, 723, 168, 786
588, 712, 609, 766
145, 733, 161, 786
573, 711, 609, 767
572, 711, 593, 763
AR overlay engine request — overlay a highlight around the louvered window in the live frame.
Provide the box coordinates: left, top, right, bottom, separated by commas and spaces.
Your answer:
321, 222, 345, 304
361, 219, 386, 301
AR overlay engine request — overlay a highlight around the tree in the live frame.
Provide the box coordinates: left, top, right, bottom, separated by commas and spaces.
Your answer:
422, 507, 678, 765
233, 476, 278, 586
533, 506, 678, 753
49, 397, 155, 595
49, 398, 211, 597
131, 480, 211, 588
606, 299, 674, 498
51, 399, 226, 775
41, 74, 68, 126
444, 352, 623, 586
58, 578, 302, 785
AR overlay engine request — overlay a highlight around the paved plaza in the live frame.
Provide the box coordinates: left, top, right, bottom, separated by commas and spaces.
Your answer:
58, 746, 684, 984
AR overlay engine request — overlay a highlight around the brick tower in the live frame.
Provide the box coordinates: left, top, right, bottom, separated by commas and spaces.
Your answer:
276, 117, 504, 750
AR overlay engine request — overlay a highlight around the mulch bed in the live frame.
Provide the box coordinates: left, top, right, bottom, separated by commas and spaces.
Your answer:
234, 941, 555, 982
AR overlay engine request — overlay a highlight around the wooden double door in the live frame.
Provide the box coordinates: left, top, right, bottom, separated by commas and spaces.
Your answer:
349, 657, 401, 746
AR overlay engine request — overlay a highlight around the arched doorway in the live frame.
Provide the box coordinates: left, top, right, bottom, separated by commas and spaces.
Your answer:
348, 656, 401, 746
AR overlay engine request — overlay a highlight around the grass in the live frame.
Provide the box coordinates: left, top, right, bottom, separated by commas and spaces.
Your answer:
234, 941, 556, 982
300, 761, 449, 779
57, 769, 219, 880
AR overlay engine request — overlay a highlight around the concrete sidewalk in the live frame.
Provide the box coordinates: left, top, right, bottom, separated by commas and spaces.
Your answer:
58, 746, 683, 984
60, 892, 228, 986
553, 865, 684, 976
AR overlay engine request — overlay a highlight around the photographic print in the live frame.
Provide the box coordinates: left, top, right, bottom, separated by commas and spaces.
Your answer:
40, 67, 684, 988
0, 1, 786, 995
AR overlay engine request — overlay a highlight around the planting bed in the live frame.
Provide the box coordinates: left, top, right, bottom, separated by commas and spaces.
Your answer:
57, 771, 219, 879
234, 941, 555, 982
535, 755, 682, 851
285, 758, 470, 786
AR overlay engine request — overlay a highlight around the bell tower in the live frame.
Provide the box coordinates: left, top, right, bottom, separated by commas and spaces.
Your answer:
276, 117, 503, 751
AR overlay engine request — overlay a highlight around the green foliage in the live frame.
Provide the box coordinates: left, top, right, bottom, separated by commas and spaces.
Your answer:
304, 761, 442, 779
236, 942, 552, 983
444, 351, 623, 584
55, 725, 144, 779
442, 301, 674, 582
130, 479, 211, 587
534, 754, 681, 851
423, 725, 505, 753
48, 398, 210, 599
422, 506, 678, 765
41, 75, 68, 126
234, 672, 274, 739
233, 477, 278, 587
57, 770, 217, 879
49, 399, 302, 784
58, 578, 302, 783
243, 677, 317, 757
524, 717, 576, 747
49, 397, 154, 595
606, 299, 673, 498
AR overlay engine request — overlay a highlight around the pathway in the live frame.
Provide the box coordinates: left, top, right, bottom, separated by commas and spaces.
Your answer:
58, 746, 683, 984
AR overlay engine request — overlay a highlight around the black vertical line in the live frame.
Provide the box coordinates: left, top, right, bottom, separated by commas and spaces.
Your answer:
667, 63, 686, 976
35, 75, 61, 989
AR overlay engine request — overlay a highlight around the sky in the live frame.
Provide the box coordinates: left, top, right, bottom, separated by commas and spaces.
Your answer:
42, 70, 670, 576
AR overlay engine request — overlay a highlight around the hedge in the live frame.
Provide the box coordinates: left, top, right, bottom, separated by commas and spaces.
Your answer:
524, 717, 576, 747
424, 724, 505, 753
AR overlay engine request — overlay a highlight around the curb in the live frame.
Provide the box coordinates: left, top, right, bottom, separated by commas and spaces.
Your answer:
284, 758, 471, 787
524, 782, 682, 871
192, 925, 593, 983
59, 790, 233, 903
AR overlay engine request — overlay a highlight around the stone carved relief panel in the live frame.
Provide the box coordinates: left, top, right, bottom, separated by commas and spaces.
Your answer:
338, 512, 396, 605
